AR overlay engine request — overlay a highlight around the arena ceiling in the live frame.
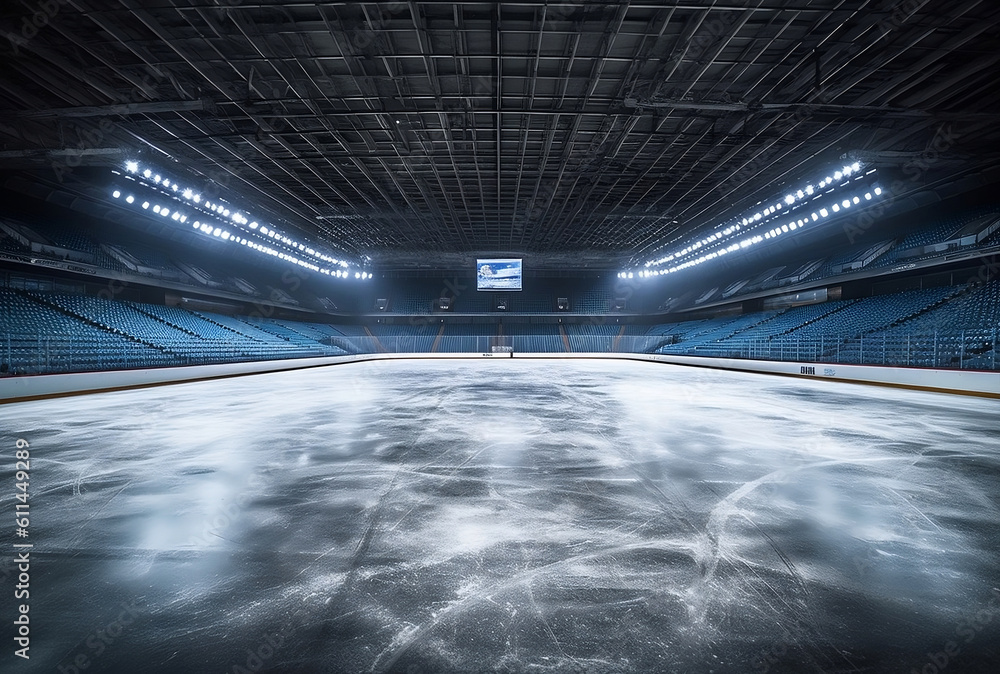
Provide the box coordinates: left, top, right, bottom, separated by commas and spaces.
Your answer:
1, 1, 999, 270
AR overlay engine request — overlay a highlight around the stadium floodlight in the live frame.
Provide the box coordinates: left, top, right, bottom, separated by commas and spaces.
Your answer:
874, 187, 883, 195
112, 190, 121, 198
125, 195, 134, 204
820, 208, 829, 217
853, 196, 860, 204
122, 160, 362, 278
152, 205, 161, 213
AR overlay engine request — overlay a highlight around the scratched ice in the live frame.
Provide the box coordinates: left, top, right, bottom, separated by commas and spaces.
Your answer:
1, 359, 998, 673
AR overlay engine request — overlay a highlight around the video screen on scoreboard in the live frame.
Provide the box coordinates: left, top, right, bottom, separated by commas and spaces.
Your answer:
476, 258, 522, 291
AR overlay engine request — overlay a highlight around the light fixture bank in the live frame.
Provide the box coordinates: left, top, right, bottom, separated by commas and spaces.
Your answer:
111, 161, 371, 280
619, 162, 882, 280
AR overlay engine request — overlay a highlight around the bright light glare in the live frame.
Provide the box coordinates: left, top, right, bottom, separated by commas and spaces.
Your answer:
120, 160, 361, 278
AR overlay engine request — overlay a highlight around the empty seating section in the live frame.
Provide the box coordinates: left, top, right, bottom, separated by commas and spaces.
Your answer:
503, 324, 564, 352
659, 301, 857, 356
719, 207, 999, 301
1, 280, 997, 372
438, 324, 493, 352
368, 324, 437, 352
786, 287, 958, 340
566, 323, 618, 351
44, 294, 314, 362
237, 317, 342, 356
119, 243, 186, 278
574, 290, 613, 314
38, 223, 103, 256
0, 232, 27, 254
815, 246, 882, 279
0, 289, 175, 373
0, 290, 365, 373
388, 294, 432, 314
874, 208, 998, 268
37, 293, 194, 359
192, 311, 331, 359
861, 281, 1000, 368
327, 325, 369, 337
682, 312, 780, 343
646, 281, 997, 368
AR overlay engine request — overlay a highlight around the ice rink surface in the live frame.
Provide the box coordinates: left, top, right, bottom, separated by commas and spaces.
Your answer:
1, 358, 999, 673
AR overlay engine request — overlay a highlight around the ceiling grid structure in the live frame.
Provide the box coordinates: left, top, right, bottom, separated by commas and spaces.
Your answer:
0, 1, 997, 270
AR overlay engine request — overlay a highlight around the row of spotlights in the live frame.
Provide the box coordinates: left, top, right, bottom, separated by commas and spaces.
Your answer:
123, 161, 351, 270
644, 163, 866, 270
112, 188, 371, 279
623, 184, 883, 279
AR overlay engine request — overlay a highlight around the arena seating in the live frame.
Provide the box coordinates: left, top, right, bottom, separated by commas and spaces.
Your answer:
503, 323, 564, 352
368, 323, 438, 352
565, 323, 618, 352
1, 277, 996, 373
0, 289, 176, 373
438, 324, 494, 352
